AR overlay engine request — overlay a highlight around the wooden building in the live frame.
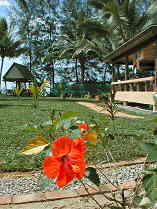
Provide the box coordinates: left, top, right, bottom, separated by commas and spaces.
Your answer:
104, 25, 157, 111
3, 62, 33, 89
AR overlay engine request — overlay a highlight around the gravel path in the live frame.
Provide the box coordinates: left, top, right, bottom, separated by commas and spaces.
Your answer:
0, 164, 145, 196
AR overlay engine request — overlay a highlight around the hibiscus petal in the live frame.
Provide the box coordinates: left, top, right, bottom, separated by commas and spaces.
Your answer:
72, 137, 86, 155
55, 161, 74, 187
76, 158, 86, 179
42, 156, 60, 179
70, 152, 86, 179
52, 136, 73, 156
78, 122, 90, 130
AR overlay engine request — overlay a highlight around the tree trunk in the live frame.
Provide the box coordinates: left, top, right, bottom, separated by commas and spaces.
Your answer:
79, 58, 85, 83
75, 58, 79, 82
0, 57, 4, 91
48, 63, 55, 94
51, 62, 55, 89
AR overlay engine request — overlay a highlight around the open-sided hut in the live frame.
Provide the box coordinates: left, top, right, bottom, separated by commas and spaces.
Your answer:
3, 62, 33, 89
105, 25, 157, 111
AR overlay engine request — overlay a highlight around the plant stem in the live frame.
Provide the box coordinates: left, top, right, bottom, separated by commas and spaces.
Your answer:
130, 154, 148, 207
79, 179, 104, 209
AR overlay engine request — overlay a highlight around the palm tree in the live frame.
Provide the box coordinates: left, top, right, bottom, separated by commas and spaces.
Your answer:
87, 0, 150, 81
59, 2, 108, 83
0, 18, 25, 90
145, 0, 157, 26
89, 0, 149, 43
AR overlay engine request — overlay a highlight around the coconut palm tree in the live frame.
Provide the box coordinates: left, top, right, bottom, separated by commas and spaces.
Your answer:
0, 18, 25, 91
145, 0, 157, 26
89, 0, 149, 43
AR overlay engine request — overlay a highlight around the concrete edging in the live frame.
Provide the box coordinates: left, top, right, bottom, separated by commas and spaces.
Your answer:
0, 158, 145, 205
0, 180, 136, 205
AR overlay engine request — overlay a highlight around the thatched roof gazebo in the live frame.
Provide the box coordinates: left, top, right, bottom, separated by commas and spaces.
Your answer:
3, 62, 33, 89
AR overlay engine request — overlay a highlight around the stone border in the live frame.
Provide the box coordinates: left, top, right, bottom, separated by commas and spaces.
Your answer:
0, 158, 146, 205
92, 157, 146, 169
0, 180, 136, 205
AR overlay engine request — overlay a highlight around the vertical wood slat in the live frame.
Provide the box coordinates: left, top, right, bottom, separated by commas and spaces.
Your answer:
124, 57, 129, 91
125, 56, 129, 80
145, 81, 148, 91
136, 83, 140, 91
118, 84, 122, 91
112, 64, 116, 94
151, 80, 153, 91
154, 59, 157, 91
154, 42, 157, 91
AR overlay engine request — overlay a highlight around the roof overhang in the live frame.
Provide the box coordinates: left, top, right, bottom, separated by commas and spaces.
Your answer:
104, 25, 157, 63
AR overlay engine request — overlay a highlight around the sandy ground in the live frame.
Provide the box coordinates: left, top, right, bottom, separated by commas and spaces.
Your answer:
76, 102, 143, 119
0, 194, 119, 209
1, 189, 135, 209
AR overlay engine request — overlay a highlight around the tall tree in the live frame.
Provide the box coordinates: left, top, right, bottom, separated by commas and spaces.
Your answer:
89, 0, 149, 43
0, 18, 25, 91
12, 0, 60, 87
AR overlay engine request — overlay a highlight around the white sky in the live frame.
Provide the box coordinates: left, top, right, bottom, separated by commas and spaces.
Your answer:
0, 0, 10, 6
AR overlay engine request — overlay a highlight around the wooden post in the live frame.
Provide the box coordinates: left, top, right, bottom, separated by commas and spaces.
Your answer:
145, 81, 148, 91
153, 104, 157, 112
129, 83, 133, 91
124, 57, 129, 91
118, 84, 122, 91
154, 59, 157, 91
137, 83, 140, 91
111, 64, 116, 95
154, 42, 157, 91
153, 44, 157, 111
5, 81, 7, 95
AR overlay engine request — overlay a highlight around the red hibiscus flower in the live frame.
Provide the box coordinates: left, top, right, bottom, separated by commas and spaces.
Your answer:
43, 136, 86, 187
78, 122, 90, 134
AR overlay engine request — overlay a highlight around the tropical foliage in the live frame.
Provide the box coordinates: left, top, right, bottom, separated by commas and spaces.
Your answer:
0, 18, 25, 90
5, 0, 155, 91
20, 107, 157, 208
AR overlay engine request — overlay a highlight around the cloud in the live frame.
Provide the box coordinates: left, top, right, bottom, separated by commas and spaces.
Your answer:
0, 0, 11, 6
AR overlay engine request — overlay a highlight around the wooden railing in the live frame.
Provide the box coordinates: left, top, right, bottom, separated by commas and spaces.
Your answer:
112, 76, 154, 91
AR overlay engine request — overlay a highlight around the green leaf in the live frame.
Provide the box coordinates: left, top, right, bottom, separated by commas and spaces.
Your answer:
140, 143, 157, 161
150, 188, 157, 202
62, 112, 79, 119
86, 167, 100, 186
23, 127, 40, 133
143, 174, 157, 195
144, 113, 157, 123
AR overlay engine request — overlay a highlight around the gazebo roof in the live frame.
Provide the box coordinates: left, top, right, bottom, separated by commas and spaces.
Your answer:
3, 62, 33, 82
104, 25, 157, 63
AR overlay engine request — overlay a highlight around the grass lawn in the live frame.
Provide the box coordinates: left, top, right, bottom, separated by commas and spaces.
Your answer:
0, 96, 155, 172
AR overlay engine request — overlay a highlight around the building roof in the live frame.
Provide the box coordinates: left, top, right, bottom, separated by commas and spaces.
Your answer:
104, 25, 157, 63
3, 63, 33, 82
